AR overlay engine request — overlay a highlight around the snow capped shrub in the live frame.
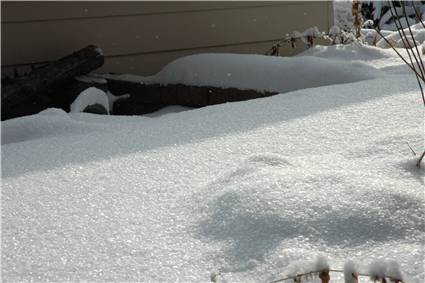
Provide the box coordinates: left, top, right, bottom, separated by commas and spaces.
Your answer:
367, 259, 404, 283
266, 25, 359, 56
344, 260, 358, 283
368, 259, 388, 282
271, 257, 405, 283
385, 260, 404, 283
314, 255, 329, 273
277, 255, 330, 282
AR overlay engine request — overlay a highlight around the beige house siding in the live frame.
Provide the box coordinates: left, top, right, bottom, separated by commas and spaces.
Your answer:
1, 1, 334, 76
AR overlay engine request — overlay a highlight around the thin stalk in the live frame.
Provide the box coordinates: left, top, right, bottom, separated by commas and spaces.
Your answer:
374, 28, 425, 81
401, 1, 425, 74
417, 150, 425, 167
390, 1, 425, 105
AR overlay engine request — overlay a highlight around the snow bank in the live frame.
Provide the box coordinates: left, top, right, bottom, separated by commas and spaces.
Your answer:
152, 53, 379, 93
361, 29, 393, 46
376, 23, 425, 48
2, 46, 423, 282
1, 108, 98, 145
300, 43, 394, 62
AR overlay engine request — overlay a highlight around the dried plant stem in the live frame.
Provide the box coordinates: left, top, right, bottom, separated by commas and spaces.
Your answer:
374, 28, 425, 82
389, 2, 425, 102
417, 150, 425, 167
387, 1, 425, 167
407, 142, 417, 155
401, 1, 425, 73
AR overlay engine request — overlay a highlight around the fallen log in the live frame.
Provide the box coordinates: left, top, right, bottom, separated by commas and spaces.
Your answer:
107, 78, 276, 115
1, 45, 104, 120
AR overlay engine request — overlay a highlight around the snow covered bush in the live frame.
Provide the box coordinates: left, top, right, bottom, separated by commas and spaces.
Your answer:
265, 25, 358, 56
344, 260, 358, 283
271, 257, 405, 283
368, 259, 404, 283
276, 255, 330, 283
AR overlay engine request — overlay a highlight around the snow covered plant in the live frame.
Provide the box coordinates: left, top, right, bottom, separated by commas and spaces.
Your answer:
269, 255, 330, 283
265, 26, 358, 56
269, 257, 405, 283
327, 25, 359, 45
265, 27, 325, 55
368, 259, 404, 283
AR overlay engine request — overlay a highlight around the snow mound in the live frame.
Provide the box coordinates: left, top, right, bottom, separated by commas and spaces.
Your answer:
152, 53, 380, 93
1, 109, 98, 145
300, 43, 394, 62
376, 23, 425, 48
1, 45, 423, 282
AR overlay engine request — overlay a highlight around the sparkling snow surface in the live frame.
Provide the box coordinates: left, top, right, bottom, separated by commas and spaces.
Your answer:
2, 45, 424, 282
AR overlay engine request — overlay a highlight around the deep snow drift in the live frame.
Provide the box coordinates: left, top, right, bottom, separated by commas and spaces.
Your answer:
150, 53, 380, 93
96, 49, 382, 94
2, 44, 424, 282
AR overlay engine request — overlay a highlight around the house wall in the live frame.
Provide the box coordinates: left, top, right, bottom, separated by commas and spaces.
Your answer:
1, 1, 334, 76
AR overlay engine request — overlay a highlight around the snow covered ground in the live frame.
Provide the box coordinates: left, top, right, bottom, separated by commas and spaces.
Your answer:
2, 44, 424, 282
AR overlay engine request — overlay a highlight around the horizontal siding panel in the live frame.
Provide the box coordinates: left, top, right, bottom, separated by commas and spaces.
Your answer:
1, 41, 306, 78
2, 3, 329, 66
1, 1, 287, 23
100, 41, 307, 75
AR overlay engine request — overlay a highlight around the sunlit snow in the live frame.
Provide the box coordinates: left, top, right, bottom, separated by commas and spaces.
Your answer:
2, 44, 424, 282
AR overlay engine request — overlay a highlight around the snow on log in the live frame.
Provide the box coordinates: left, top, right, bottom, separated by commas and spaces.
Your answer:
1, 45, 104, 120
